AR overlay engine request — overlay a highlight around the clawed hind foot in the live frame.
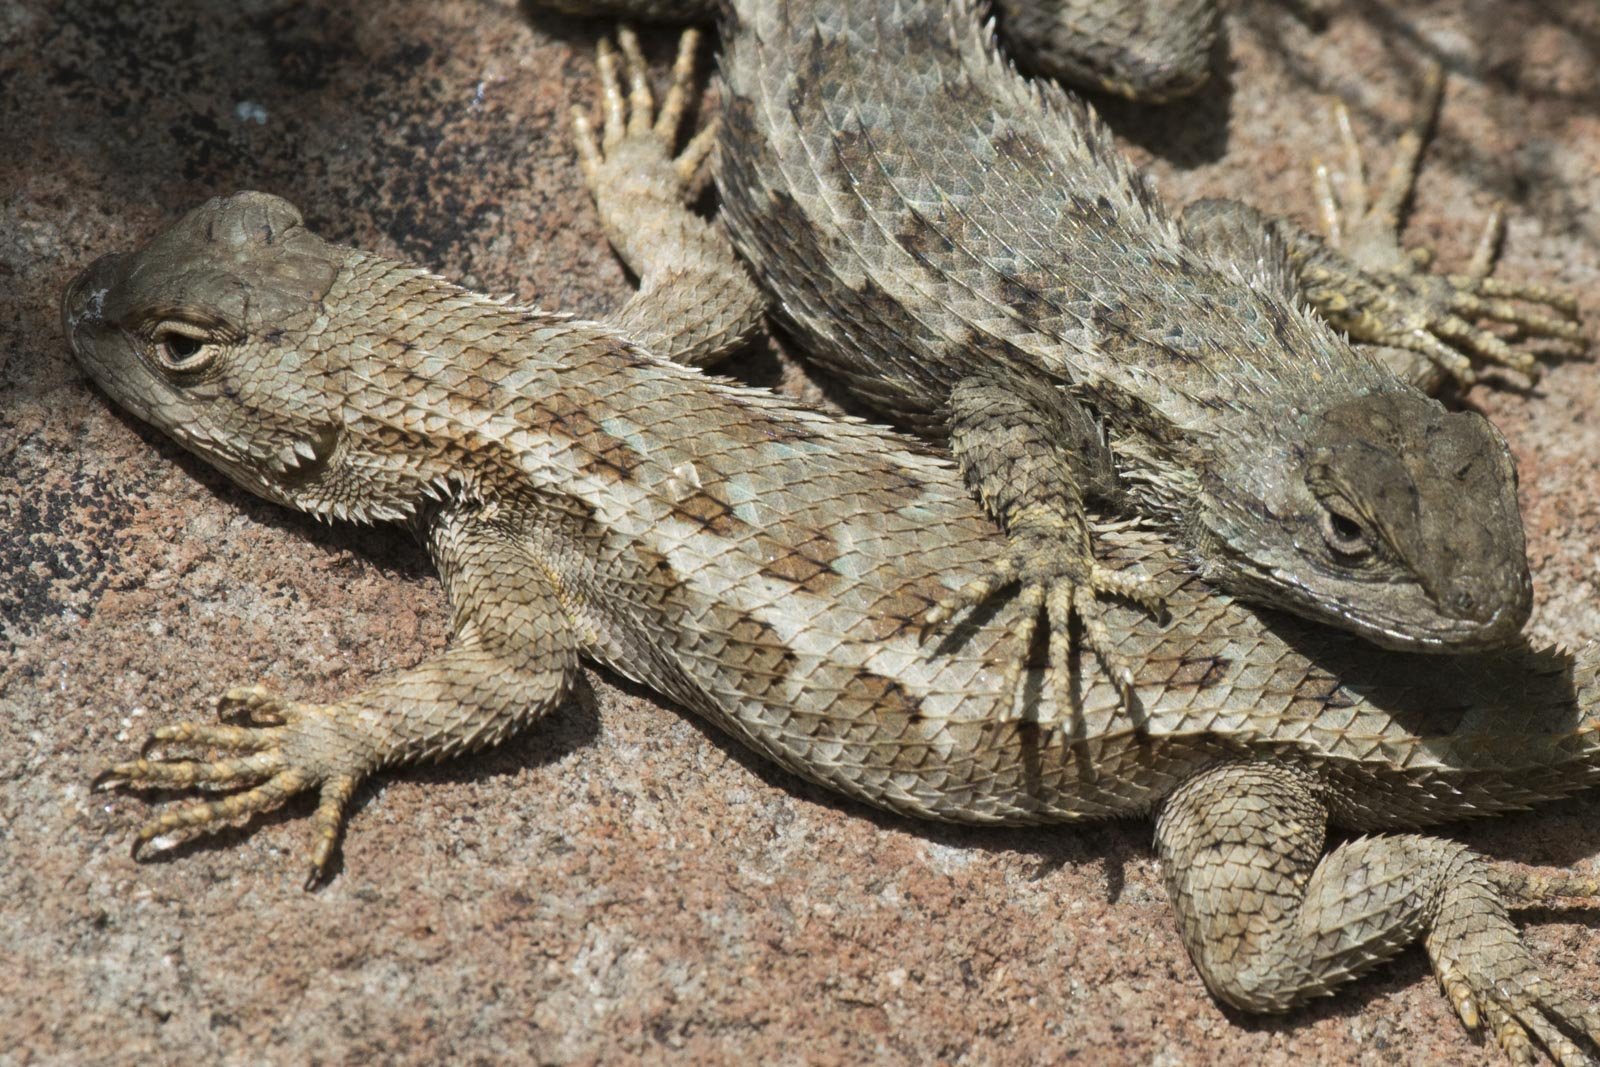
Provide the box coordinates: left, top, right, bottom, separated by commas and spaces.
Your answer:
1307, 64, 1585, 388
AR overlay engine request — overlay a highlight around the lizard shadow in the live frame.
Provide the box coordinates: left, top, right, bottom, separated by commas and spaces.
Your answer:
1455, 790, 1600, 870
590, 661, 1148, 907
1236, 0, 1600, 261
520, 4, 689, 53
102, 403, 436, 581
1338, 0, 1600, 107
1089, 21, 1237, 170
1255, 605, 1600, 873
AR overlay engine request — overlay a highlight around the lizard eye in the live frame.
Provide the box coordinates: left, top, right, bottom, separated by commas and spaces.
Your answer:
150, 322, 218, 373
1320, 503, 1371, 559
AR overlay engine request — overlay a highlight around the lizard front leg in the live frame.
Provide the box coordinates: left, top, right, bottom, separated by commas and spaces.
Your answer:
927, 369, 1161, 712
1158, 762, 1600, 1064
570, 26, 767, 368
95, 501, 583, 887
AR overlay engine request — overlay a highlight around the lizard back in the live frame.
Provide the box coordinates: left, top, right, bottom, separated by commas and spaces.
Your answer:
715, 0, 1389, 440
707, 0, 1535, 659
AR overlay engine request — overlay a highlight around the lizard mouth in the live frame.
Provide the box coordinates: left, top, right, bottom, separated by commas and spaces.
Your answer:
1243, 549, 1532, 654
1321, 591, 1530, 653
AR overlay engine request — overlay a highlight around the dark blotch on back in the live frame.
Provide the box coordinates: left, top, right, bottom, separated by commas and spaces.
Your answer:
539, 385, 645, 479
672, 489, 746, 539
722, 610, 800, 702
759, 529, 843, 593
837, 671, 930, 737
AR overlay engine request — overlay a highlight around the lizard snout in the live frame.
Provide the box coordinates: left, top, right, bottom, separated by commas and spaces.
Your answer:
1427, 561, 1532, 647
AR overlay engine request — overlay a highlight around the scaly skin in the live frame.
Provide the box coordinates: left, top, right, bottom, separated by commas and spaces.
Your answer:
987, 0, 1217, 100
541, 0, 1220, 101
688, 0, 1588, 694
63, 125, 1600, 1065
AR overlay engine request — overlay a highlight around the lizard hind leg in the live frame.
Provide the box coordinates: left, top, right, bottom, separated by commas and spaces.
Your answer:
1427, 865, 1600, 1066
1300, 63, 1585, 388
1157, 762, 1600, 1065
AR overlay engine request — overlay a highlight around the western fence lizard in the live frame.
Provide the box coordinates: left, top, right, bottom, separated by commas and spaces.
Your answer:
645, 0, 1586, 701
64, 42, 1600, 1058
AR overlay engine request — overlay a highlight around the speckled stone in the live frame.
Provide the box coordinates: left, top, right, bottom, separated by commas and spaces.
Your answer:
3, 2, 1598, 1064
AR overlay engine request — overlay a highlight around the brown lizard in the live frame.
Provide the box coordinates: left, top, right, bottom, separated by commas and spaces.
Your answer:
583, 0, 1586, 702
64, 38, 1600, 1062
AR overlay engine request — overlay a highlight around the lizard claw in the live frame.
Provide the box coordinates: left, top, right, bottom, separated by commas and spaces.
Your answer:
1423, 863, 1600, 1066
94, 687, 365, 887
571, 25, 714, 203
923, 526, 1162, 715
1308, 64, 1585, 388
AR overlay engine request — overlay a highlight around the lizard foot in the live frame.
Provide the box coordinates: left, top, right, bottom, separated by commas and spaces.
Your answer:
1307, 64, 1585, 387
94, 685, 365, 889
1426, 865, 1600, 1066
923, 523, 1164, 714
571, 25, 714, 205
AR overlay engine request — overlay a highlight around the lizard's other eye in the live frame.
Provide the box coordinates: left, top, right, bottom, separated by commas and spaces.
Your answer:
1320, 503, 1372, 559
150, 322, 219, 373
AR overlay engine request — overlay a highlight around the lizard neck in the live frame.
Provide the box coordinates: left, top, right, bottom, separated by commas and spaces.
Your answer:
265, 252, 589, 525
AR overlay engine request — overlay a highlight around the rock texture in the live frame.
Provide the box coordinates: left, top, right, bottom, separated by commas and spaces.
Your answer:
2, 1, 1598, 1063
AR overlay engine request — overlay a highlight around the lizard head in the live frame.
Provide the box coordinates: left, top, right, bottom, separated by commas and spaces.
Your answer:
61, 192, 415, 522
1200, 390, 1532, 651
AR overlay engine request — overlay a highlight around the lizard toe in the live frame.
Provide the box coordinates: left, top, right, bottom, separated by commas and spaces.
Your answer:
1426, 864, 1600, 1065
925, 528, 1159, 714
101, 746, 285, 791
573, 26, 712, 205
100, 696, 376, 884
129, 767, 313, 860
217, 684, 306, 726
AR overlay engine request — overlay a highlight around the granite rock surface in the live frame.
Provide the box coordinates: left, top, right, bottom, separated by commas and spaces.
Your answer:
3, 1, 1599, 1063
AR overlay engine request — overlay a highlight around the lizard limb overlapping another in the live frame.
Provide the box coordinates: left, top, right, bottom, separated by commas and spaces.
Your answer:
59, 55, 1600, 1063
